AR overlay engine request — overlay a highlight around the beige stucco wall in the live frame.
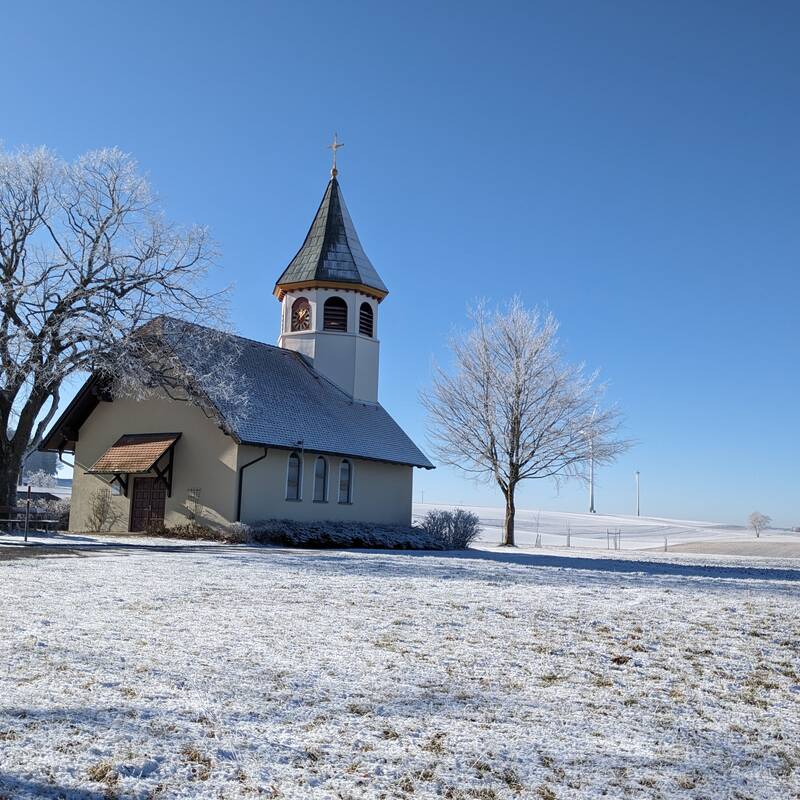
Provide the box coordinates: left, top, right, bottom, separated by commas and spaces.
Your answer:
70, 394, 239, 533
237, 445, 413, 526
70, 394, 415, 532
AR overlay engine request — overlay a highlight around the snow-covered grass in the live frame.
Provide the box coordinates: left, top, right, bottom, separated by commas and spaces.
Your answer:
4, 505, 798, 556
414, 503, 800, 554
1, 545, 798, 798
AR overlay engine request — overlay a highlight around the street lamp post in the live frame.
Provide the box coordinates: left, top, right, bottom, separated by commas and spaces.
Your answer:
585, 409, 597, 514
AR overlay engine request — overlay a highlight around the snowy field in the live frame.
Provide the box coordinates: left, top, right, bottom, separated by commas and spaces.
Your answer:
1, 543, 799, 799
414, 503, 800, 555
3, 505, 797, 557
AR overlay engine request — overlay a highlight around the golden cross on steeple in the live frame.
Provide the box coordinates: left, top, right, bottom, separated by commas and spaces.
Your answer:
328, 132, 344, 178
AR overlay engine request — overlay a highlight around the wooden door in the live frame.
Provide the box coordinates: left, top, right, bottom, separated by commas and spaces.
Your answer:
130, 477, 167, 532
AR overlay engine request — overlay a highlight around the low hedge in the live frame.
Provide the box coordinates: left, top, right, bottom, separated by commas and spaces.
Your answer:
248, 519, 445, 550
141, 520, 445, 550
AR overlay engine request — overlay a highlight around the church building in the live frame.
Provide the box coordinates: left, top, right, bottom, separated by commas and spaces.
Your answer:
41, 158, 433, 533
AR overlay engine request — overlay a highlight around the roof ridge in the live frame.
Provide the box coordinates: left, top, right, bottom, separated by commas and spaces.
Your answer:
156, 315, 283, 351
157, 316, 385, 398
160, 316, 382, 406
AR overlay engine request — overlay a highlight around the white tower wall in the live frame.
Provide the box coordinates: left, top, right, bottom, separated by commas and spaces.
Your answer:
278, 288, 380, 403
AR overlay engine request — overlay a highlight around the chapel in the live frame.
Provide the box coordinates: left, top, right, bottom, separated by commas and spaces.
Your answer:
41, 155, 432, 532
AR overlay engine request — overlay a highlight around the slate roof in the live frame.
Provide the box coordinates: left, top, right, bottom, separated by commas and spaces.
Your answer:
274, 177, 388, 297
212, 328, 431, 468
42, 319, 433, 470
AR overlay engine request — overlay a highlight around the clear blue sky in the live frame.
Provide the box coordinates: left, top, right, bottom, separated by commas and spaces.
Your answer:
5, 1, 799, 525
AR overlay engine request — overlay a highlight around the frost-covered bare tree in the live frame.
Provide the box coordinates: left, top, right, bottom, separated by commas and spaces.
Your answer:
0, 146, 240, 508
748, 511, 771, 538
423, 298, 630, 546
20, 468, 58, 488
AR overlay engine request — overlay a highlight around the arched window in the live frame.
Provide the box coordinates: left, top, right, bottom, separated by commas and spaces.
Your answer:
323, 297, 348, 331
290, 297, 311, 332
286, 452, 302, 500
313, 456, 328, 502
359, 302, 374, 337
338, 459, 352, 504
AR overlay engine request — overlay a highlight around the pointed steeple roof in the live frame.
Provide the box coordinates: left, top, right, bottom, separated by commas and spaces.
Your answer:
274, 177, 388, 301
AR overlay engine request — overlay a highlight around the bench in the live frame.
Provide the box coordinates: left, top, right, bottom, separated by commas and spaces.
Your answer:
0, 507, 62, 533
0, 507, 22, 532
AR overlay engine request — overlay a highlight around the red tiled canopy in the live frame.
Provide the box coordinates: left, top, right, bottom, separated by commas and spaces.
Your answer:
87, 433, 181, 474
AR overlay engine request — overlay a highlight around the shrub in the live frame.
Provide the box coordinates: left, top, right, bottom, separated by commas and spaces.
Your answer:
141, 521, 252, 543
86, 488, 121, 533
52, 497, 70, 528
30, 497, 70, 529
419, 509, 450, 541
140, 519, 446, 549
249, 519, 444, 550
419, 508, 481, 549
224, 522, 252, 543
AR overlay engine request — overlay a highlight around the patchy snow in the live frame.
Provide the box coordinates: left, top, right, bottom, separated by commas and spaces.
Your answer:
414, 503, 800, 553
1, 545, 798, 798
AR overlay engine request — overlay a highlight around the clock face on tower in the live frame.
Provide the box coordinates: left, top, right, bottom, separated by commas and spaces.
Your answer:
291, 297, 311, 332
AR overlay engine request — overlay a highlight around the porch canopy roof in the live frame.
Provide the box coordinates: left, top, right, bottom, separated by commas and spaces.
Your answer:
87, 433, 181, 475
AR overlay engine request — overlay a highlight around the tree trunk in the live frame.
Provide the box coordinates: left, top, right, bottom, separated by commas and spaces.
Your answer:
0, 447, 22, 509
502, 488, 516, 546
1, 389, 51, 510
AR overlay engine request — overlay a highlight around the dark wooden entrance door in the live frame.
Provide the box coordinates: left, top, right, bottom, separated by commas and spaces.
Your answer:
130, 477, 167, 532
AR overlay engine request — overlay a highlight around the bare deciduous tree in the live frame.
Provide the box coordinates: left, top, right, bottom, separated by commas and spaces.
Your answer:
748, 511, 771, 538
20, 468, 58, 488
422, 298, 630, 546
0, 146, 241, 508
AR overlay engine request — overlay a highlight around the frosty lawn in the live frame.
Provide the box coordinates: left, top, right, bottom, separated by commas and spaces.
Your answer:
1, 546, 798, 799
413, 504, 800, 555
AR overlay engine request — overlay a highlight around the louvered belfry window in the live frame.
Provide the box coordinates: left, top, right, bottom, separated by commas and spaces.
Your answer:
323, 297, 348, 331
359, 302, 374, 337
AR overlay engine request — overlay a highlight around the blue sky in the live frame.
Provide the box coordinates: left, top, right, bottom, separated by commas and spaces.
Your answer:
5, 1, 798, 525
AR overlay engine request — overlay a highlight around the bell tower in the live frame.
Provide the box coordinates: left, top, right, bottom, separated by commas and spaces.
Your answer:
275, 141, 387, 404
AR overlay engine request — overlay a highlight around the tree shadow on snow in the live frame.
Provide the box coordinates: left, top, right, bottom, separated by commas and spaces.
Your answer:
6, 536, 799, 586
403, 547, 800, 582
434, 547, 798, 582
0, 541, 235, 560
216, 545, 800, 586
0, 772, 109, 800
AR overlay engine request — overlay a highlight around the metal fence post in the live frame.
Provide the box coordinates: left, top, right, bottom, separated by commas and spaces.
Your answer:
24, 485, 31, 543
